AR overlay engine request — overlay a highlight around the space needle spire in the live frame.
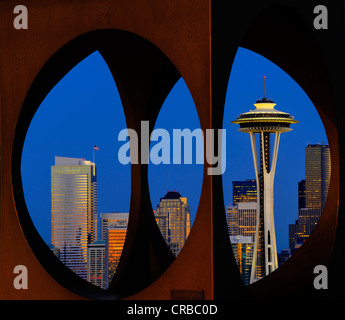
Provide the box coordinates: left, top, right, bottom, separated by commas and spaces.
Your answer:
231, 78, 298, 283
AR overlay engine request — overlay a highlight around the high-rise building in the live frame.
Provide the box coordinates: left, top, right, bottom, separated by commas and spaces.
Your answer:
277, 249, 291, 267
288, 220, 304, 249
227, 202, 257, 240
298, 179, 306, 210
305, 143, 331, 210
232, 179, 257, 205
226, 205, 238, 236
87, 240, 106, 289
227, 202, 257, 285
232, 79, 298, 283
288, 143, 330, 251
230, 235, 254, 286
237, 202, 257, 240
100, 212, 129, 241
105, 224, 128, 287
51, 156, 98, 280
298, 208, 322, 230
288, 208, 322, 249
155, 191, 191, 257
100, 213, 129, 287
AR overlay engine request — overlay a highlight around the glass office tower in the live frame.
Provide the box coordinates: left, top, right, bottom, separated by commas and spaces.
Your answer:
155, 191, 191, 257
232, 179, 257, 205
305, 143, 331, 210
289, 143, 330, 251
51, 156, 98, 280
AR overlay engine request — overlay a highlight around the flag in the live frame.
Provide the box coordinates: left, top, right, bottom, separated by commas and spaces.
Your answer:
93, 145, 99, 151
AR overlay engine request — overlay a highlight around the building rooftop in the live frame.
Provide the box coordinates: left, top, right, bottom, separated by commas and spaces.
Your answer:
54, 155, 95, 166
88, 240, 105, 246
161, 191, 182, 200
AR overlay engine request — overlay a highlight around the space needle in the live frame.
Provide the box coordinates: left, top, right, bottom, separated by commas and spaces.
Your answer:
231, 77, 298, 283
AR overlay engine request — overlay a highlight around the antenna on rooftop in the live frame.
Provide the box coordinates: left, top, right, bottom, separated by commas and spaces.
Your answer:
263, 76, 267, 98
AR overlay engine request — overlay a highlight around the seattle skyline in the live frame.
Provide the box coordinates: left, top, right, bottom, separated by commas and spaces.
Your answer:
21, 46, 328, 254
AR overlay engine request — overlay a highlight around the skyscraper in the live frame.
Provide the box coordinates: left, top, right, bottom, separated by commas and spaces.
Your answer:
305, 143, 331, 210
155, 191, 191, 257
298, 179, 306, 210
100, 212, 129, 241
87, 240, 106, 288
226, 205, 238, 236
288, 143, 330, 252
230, 235, 254, 286
227, 202, 257, 285
232, 79, 298, 283
232, 179, 257, 205
100, 213, 129, 288
288, 208, 322, 249
51, 156, 98, 280
227, 202, 257, 240
105, 224, 128, 287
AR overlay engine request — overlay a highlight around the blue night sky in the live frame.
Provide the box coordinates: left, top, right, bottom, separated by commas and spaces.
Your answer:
21, 47, 328, 253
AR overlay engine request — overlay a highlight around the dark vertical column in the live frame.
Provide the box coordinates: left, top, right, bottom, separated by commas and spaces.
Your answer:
210, 0, 247, 299
264, 132, 271, 173
97, 32, 180, 298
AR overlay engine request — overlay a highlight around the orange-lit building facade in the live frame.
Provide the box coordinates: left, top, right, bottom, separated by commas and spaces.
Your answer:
105, 226, 128, 287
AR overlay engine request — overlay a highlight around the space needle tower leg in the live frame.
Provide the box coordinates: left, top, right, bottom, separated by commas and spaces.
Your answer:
249, 132, 261, 284
262, 131, 280, 277
249, 131, 280, 283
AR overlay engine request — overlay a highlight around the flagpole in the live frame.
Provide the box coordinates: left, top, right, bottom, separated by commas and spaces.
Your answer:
92, 145, 99, 164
